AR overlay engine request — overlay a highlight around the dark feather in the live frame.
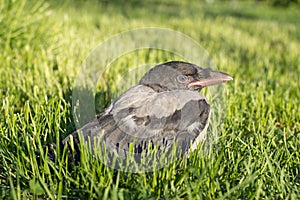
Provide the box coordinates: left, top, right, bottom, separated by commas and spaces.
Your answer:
56, 87, 210, 164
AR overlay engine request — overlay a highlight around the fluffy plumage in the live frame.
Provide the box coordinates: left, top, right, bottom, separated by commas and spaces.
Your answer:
47, 61, 232, 165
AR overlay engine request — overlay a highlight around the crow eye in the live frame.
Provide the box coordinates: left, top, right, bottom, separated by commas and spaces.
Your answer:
177, 75, 187, 83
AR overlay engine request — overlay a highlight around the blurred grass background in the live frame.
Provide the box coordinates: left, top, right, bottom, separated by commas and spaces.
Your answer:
0, 0, 299, 199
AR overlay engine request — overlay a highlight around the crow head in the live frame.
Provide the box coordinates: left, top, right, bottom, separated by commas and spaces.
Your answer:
139, 61, 233, 92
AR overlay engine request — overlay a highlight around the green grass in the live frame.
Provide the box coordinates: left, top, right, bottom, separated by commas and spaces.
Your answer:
1, 0, 300, 199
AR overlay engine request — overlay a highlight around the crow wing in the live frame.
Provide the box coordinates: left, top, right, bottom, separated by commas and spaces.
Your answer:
62, 85, 210, 161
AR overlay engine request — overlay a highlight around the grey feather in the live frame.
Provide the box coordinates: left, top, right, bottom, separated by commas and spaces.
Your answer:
46, 61, 232, 166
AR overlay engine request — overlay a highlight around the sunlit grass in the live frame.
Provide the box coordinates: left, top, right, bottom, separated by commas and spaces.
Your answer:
0, 0, 299, 199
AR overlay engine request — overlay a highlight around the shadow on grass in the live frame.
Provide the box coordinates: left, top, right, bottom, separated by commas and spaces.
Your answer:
60, 85, 114, 139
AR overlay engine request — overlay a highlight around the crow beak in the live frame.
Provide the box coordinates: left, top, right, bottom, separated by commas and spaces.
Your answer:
188, 68, 233, 88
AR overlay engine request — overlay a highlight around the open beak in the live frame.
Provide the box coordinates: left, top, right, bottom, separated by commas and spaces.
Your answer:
188, 68, 233, 88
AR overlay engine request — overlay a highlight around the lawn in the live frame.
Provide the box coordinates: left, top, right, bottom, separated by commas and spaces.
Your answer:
0, 0, 300, 199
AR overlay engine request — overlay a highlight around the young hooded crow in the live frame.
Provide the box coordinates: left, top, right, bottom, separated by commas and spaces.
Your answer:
47, 61, 232, 167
